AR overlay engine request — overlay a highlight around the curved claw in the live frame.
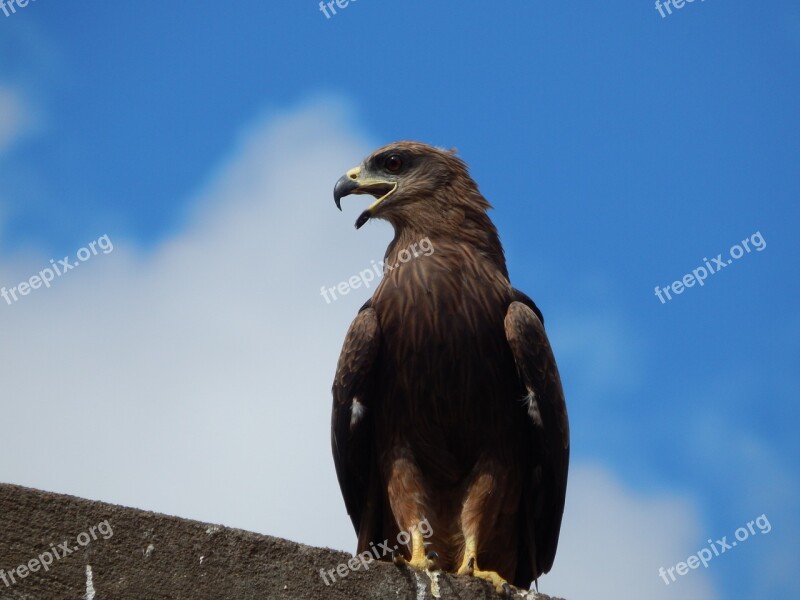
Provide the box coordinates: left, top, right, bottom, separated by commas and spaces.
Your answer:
459, 559, 511, 595
392, 550, 406, 566
465, 556, 475, 576
425, 550, 440, 571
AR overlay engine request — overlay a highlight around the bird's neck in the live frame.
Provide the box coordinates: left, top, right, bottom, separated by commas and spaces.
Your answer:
387, 215, 508, 279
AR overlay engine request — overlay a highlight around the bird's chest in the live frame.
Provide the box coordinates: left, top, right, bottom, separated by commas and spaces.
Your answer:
372, 263, 514, 419
375, 264, 505, 361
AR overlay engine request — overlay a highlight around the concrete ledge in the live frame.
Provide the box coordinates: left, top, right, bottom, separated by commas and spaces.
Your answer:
0, 483, 565, 599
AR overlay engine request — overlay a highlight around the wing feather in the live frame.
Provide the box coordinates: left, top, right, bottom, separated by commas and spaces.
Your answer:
331, 303, 381, 538
504, 296, 569, 581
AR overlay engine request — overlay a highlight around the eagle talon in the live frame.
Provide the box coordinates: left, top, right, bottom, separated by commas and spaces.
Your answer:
392, 550, 406, 566
471, 568, 512, 594
425, 550, 440, 571
458, 551, 509, 594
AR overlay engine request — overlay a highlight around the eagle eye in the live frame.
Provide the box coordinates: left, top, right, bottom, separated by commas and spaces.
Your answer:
384, 154, 403, 173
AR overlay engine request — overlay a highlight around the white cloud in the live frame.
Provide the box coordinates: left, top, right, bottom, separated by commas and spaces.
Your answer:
0, 86, 36, 156
541, 465, 718, 600
685, 405, 799, 598
0, 99, 717, 599
0, 96, 389, 550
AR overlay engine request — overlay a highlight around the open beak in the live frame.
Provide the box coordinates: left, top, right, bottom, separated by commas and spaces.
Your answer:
333, 166, 397, 229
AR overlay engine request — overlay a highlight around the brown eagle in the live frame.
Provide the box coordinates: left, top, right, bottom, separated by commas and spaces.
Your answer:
331, 141, 569, 592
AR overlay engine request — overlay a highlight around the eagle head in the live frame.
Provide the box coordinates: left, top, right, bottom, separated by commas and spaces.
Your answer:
333, 141, 488, 231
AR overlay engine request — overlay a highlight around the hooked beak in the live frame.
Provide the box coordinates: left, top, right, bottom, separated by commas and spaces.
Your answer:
333, 166, 398, 229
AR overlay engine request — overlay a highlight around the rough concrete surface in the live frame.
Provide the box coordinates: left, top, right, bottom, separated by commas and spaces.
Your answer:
0, 483, 565, 599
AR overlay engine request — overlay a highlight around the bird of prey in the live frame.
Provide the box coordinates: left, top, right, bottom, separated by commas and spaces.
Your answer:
331, 141, 569, 593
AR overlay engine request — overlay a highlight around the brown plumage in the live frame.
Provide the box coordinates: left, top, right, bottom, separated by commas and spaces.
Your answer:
331, 141, 569, 591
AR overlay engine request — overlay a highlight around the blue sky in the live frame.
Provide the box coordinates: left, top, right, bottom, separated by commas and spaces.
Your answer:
1, 2, 798, 599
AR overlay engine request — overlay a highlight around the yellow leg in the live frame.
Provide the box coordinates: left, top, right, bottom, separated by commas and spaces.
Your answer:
394, 528, 433, 569
457, 537, 510, 593
407, 528, 429, 569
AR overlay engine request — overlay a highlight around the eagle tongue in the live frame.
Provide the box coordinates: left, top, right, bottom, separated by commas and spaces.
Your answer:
355, 210, 371, 229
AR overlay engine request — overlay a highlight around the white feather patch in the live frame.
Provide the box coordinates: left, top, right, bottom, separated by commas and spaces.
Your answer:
350, 397, 366, 430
